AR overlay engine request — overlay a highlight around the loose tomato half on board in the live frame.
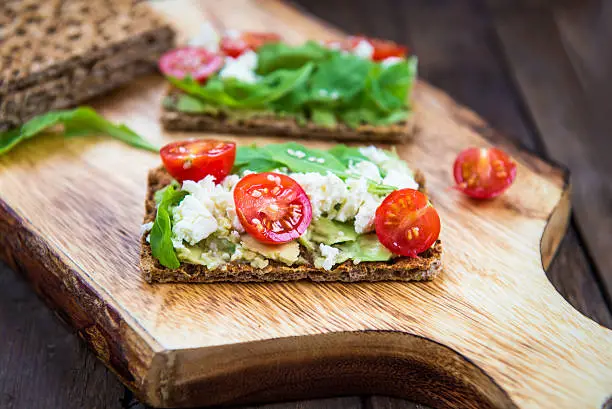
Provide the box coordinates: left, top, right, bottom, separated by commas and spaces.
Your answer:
160, 139, 236, 183
453, 147, 517, 199
220, 32, 282, 58
158, 47, 224, 83
375, 189, 441, 258
234, 172, 312, 244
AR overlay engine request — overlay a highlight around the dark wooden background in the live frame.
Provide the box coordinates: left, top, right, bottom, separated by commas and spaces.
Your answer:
1, 0, 610, 408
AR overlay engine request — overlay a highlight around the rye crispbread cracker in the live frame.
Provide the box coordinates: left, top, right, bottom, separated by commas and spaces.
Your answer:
0, 0, 176, 131
140, 166, 443, 283
161, 89, 416, 143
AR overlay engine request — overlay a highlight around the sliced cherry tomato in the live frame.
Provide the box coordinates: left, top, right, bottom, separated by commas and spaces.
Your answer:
375, 189, 441, 258
220, 32, 282, 58
158, 47, 223, 83
234, 172, 312, 244
160, 139, 236, 183
453, 147, 517, 199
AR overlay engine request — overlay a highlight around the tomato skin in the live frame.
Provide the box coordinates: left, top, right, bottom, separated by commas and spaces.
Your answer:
160, 140, 236, 183
220, 32, 281, 58
375, 189, 441, 258
343, 36, 408, 61
158, 47, 223, 82
453, 147, 517, 199
234, 172, 312, 244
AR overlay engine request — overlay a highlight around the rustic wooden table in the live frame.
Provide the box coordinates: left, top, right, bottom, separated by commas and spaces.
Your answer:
1, 0, 610, 408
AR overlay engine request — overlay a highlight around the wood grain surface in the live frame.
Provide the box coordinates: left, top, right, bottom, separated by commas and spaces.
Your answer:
0, 1, 611, 409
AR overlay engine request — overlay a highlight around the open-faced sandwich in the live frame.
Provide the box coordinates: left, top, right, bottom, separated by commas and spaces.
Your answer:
140, 140, 442, 283
159, 23, 417, 143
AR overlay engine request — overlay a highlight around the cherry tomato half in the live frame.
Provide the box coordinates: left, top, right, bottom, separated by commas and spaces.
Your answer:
234, 172, 312, 244
220, 32, 282, 58
160, 139, 236, 183
158, 47, 223, 83
337, 36, 407, 61
453, 147, 517, 199
375, 189, 441, 258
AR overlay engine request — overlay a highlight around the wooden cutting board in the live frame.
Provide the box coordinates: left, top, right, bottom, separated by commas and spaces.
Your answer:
0, 1, 610, 408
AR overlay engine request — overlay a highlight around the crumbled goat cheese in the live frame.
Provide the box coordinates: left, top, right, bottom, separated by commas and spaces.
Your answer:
352, 39, 374, 59
171, 175, 244, 249
382, 168, 419, 190
381, 56, 404, 68
354, 195, 381, 234
359, 146, 418, 189
219, 50, 259, 84
290, 172, 348, 219
359, 145, 392, 164
188, 22, 219, 52
348, 160, 382, 182
290, 172, 382, 233
318, 244, 340, 271
140, 221, 154, 237
224, 29, 241, 39
172, 195, 218, 247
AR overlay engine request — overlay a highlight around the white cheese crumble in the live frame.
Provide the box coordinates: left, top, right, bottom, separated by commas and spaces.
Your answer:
354, 196, 381, 234
359, 145, 391, 164
381, 56, 404, 68
359, 145, 418, 190
348, 160, 382, 182
318, 244, 340, 270
188, 22, 219, 52
224, 29, 241, 40
171, 175, 243, 248
219, 50, 259, 84
290, 172, 348, 219
352, 39, 374, 59
140, 221, 154, 237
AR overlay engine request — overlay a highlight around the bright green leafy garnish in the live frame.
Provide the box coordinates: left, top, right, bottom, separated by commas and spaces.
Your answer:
150, 185, 188, 269
164, 41, 417, 129
0, 107, 159, 155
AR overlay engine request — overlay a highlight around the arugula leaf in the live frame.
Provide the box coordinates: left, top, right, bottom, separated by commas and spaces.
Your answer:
367, 183, 396, 196
310, 108, 337, 128
233, 158, 281, 174
174, 94, 214, 113
309, 53, 372, 102
154, 181, 180, 205
365, 59, 412, 113
328, 144, 369, 166
263, 142, 349, 177
256, 41, 331, 75
0, 107, 159, 155
150, 185, 188, 269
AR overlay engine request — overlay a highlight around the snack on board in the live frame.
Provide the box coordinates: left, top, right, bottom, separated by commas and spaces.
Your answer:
160, 24, 417, 143
0, 0, 175, 131
140, 140, 442, 283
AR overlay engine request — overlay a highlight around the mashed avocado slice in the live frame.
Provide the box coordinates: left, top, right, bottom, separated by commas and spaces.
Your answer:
337, 234, 393, 264
310, 218, 358, 245
241, 235, 301, 265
